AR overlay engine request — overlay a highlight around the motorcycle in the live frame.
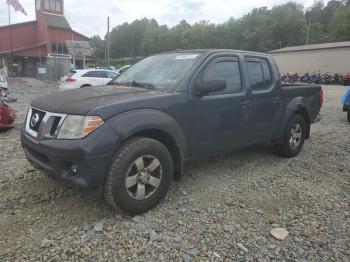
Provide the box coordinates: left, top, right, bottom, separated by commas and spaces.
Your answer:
340, 73, 350, 86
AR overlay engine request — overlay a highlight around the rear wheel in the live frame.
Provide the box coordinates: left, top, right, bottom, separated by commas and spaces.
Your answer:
275, 114, 306, 158
104, 137, 173, 215
347, 112, 350, 123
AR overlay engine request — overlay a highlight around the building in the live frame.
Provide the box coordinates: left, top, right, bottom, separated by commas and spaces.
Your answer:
0, 0, 93, 79
269, 41, 350, 74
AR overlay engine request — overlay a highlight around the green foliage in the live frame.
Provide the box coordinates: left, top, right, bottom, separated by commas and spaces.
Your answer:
90, 1, 350, 60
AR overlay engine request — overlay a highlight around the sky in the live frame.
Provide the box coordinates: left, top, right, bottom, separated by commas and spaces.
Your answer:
0, 0, 327, 38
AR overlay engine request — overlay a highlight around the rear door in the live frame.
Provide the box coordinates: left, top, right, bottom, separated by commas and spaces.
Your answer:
245, 57, 283, 142
189, 55, 251, 157
81, 71, 103, 86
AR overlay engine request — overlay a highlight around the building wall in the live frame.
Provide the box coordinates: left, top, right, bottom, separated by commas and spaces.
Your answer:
48, 28, 88, 53
0, 22, 38, 52
271, 47, 350, 74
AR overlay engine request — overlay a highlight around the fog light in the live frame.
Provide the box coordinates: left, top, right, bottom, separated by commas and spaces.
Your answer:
71, 165, 79, 174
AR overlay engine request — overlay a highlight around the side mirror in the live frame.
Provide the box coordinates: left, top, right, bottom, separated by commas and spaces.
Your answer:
196, 80, 226, 95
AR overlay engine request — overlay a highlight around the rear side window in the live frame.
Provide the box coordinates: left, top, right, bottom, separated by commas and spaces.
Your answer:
261, 59, 272, 87
100, 71, 108, 78
204, 61, 242, 95
246, 61, 265, 90
82, 71, 102, 78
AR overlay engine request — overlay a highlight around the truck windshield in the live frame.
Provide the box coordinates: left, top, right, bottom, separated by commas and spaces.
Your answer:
110, 53, 201, 89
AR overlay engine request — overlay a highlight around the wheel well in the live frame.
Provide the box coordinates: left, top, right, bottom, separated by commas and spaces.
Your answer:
131, 129, 183, 181
295, 107, 310, 139
81, 84, 91, 88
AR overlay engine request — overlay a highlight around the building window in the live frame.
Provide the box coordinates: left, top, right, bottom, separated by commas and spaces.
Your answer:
36, 0, 41, 10
44, 0, 62, 13
44, 0, 49, 9
55, 0, 61, 12
52, 43, 68, 54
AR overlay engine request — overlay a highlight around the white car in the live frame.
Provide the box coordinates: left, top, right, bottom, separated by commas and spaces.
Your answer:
0, 75, 8, 97
59, 69, 118, 91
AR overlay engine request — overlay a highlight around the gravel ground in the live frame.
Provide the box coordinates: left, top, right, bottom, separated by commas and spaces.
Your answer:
0, 78, 349, 261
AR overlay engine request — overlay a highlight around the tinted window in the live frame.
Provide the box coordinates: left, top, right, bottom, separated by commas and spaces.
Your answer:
246, 61, 265, 90
100, 71, 108, 78
106, 71, 118, 78
261, 59, 272, 86
82, 71, 101, 78
204, 61, 242, 95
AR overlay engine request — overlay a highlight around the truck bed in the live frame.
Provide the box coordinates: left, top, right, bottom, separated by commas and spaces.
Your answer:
282, 83, 322, 123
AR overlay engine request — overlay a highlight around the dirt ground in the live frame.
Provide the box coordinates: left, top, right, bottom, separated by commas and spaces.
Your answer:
0, 78, 349, 261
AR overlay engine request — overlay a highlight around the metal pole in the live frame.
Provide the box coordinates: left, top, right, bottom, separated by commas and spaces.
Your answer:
107, 17, 110, 66
8, 3, 13, 77
306, 19, 311, 45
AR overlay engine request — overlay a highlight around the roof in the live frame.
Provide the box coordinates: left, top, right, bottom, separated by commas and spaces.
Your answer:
159, 49, 270, 56
0, 21, 36, 29
270, 41, 350, 53
43, 13, 71, 29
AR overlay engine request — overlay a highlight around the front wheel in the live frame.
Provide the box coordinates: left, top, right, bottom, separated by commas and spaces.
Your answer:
104, 137, 173, 215
274, 114, 306, 158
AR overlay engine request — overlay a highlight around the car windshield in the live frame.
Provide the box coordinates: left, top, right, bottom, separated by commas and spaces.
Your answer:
110, 52, 201, 89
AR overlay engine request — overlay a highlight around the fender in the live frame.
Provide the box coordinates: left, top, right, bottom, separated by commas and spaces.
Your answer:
274, 97, 311, 143
105, 109, 187, 176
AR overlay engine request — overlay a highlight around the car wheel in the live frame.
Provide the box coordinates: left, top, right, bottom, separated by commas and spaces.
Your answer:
275, 114, 306, 158
81, 84, 91, 88
104, 137, 173, 215
0, 88, 7, 97
347, 112, 350, 123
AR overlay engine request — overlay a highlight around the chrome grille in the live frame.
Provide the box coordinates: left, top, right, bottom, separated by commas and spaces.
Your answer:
25, 107, 67, 139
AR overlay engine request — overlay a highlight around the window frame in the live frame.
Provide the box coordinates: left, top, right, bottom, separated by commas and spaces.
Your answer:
245, 56, 275, 93
197, 56, 243, 97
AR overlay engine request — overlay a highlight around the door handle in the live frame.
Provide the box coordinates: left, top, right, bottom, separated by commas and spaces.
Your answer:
240, 100, 251, 106
272, 98, 280, 104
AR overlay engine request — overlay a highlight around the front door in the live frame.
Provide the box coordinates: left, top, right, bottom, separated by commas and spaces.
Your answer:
189, 55, 251, 158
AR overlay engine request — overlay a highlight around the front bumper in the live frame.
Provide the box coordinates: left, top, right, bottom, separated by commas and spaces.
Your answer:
21, 124, 121, 189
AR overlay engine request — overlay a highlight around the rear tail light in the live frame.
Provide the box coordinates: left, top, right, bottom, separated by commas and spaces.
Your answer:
320, 88, 324, 108
66, 77, 76, 82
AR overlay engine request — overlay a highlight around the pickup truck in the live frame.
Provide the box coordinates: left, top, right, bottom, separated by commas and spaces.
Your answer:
21, 50, 323, 214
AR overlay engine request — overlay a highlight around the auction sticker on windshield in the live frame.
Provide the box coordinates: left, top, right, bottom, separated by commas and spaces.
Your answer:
175, 54, 199, 60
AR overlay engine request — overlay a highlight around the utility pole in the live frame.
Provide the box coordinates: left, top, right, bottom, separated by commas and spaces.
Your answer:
107, 17, 110, 65
306, 18, 311, 45
7, 3, 13, 77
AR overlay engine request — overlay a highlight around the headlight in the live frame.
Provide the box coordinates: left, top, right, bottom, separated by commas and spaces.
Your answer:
0, 77, 4, 82
57, 115, 104, 139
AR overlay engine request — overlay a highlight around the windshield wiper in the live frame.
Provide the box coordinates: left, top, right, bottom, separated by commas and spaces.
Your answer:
108, 81, 155, 90
131, 81, 155, 90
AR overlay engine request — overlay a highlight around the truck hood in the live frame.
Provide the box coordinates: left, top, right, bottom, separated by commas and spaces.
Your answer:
31, 85, 167, 115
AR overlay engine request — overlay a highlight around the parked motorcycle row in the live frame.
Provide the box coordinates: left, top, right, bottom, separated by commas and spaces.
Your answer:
282, 73, 350, 85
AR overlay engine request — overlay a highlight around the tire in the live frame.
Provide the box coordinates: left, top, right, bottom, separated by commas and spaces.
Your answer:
104, 137, 173, 215
347, 112, 350, 123
81, 84, 91, 88
275, 114, 306, 158
0, 88, 7, 98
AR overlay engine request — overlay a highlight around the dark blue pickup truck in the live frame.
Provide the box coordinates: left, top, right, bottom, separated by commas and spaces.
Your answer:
21, 50, 323, 214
